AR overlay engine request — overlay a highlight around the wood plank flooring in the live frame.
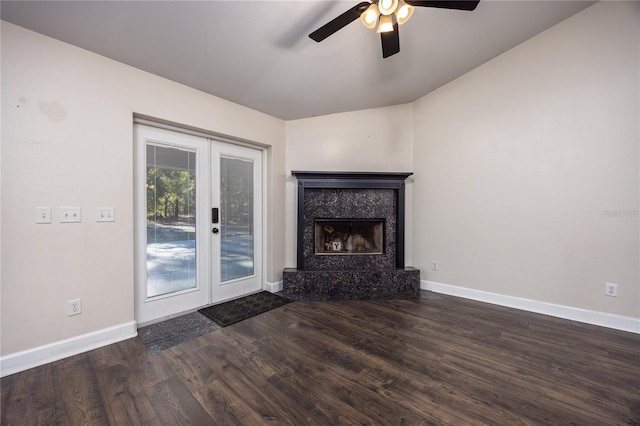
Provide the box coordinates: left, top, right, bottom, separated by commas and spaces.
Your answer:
2, 293, 639, 425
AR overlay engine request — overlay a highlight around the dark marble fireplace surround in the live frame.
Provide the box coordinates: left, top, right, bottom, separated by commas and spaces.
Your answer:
283, 171, 420, 301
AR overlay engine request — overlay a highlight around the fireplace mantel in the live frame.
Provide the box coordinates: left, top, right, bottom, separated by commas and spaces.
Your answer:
292, 171, 413, 270
292, 171, 413, 182
284, 171, 419, 301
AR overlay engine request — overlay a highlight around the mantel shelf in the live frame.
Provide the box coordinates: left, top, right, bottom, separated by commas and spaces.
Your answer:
292, 171, 413, 181
292, 171, 413, 190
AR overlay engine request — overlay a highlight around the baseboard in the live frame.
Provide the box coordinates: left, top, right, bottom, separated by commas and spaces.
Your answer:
265, 280, 283, 293
0, 321, 137, 377
422, 280, 640, 334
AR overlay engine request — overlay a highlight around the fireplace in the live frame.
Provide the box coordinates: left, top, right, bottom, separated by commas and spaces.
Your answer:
315, 219, 384, 255
283, 171, 420, 301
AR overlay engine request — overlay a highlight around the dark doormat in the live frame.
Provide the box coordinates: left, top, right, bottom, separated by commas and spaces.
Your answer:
139, 312, 221, 353
198, 291, 292, 327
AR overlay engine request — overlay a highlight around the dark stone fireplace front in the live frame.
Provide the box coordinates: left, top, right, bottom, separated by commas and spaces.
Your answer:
283, 171, 420, 301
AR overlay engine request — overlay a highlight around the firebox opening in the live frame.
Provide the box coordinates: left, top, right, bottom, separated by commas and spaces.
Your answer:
314, 219, 385, 255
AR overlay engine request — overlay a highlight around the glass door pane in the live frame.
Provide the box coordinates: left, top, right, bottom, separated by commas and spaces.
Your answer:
146, 144, 197, 297
220, 156, 254, 281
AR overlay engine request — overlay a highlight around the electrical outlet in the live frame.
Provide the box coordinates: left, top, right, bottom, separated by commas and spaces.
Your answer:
432, 260, 439, 271
605, 283, 618, 297
68, 299, 82, 316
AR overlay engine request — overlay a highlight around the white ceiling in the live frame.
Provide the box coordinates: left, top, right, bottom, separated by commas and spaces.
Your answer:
1, 0, 594, 120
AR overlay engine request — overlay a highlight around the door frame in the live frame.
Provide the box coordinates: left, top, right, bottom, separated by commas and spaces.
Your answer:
133, 120, 267, 326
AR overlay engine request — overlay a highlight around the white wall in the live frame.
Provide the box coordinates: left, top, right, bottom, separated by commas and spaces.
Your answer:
1, 21, 286, 357
412, 1, 639, 319
284, 104, 414, 267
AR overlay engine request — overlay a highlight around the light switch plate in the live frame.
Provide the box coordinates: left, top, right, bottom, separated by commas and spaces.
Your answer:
36, 207, 52, 224
96, 207, 115, 222
60, 207, 82, 223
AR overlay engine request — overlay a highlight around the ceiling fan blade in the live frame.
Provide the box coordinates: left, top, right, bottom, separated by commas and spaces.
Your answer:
406, 0, 480, 11
381, 24, 400, 58
309, 2, 372, 42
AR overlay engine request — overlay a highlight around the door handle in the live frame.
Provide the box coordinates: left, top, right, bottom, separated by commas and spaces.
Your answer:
212, 208, 219, 224
212, 227, 219, 234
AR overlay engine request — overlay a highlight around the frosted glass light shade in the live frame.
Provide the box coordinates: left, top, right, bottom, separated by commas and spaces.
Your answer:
360, 4, 380, 29
395, 0, 414, 25
378, 0, 398, 16
376, 14, 394, 33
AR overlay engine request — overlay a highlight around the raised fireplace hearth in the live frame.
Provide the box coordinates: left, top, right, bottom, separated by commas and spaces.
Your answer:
283, 171, 420, 301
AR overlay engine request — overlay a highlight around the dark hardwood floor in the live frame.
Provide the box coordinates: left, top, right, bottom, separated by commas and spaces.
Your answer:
2, 293, 639, 425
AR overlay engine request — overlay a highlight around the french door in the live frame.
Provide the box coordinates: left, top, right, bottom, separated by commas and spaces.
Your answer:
134, 124, 263, 325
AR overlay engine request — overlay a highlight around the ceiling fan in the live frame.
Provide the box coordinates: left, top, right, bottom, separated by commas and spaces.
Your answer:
309, 0, 480, 58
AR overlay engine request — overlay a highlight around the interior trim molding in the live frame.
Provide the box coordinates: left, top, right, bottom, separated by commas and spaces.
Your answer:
422, 280, 639, 334
265, 280, 283, 293
133, 114, 265, 150
0, 321, 137, 377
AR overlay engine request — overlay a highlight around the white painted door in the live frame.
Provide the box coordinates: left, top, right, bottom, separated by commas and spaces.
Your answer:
134, 124, 263, 325
211, 143, 263, 302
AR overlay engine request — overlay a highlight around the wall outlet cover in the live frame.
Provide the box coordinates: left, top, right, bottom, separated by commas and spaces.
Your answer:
68, 298, 82, 316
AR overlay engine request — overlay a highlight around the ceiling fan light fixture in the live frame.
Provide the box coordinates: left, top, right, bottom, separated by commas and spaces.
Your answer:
376, 14, 394, 33
360, 3, 380, 29
309, 0, 481, 58
378, 0, 398, 16
395, 0, 414, 25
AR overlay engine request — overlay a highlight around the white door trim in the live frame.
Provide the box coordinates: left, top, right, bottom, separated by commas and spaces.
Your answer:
134, 125, 211, 325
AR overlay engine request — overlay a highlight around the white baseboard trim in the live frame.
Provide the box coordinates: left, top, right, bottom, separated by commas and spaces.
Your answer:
422, 280, 640, 334
0, 321, 137, 377
265, 280, 283, 293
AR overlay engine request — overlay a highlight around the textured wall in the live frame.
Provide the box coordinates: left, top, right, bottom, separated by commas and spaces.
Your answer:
411, 2, 639, 319
1, 22, 285, 356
